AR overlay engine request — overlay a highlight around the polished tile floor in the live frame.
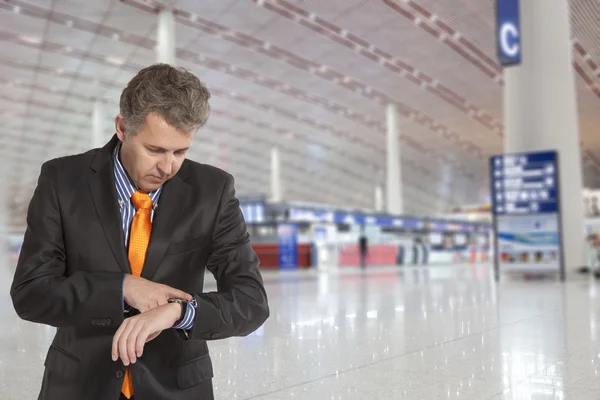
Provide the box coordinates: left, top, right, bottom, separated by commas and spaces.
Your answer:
2, 263, 600, 399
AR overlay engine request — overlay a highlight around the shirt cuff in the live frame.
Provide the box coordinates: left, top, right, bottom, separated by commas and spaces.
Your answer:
173, 298, 197, 330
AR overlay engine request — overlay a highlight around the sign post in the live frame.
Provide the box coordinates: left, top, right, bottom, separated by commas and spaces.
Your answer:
490, 151, 565, 281
278, 224, 298, 270
496, 0, 522, 66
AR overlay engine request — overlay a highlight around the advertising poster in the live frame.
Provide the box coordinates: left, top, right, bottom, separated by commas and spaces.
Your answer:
278, 224, 298, 269
496, 214, 561, 272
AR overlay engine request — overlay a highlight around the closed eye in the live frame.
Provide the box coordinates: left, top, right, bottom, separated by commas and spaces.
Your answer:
146, 146, 188, 155
146, 146, 165, 154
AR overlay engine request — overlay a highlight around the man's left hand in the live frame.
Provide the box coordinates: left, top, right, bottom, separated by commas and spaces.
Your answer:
112, 302, 181, 366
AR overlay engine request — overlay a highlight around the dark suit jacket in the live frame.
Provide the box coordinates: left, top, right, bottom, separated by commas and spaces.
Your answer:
10, 135, 269, 400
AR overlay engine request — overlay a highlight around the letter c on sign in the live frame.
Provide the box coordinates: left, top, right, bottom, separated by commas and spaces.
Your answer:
500, 22, 520, 58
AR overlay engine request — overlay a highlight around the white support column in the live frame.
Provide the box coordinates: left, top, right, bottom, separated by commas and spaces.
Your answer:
386, 104, 403, 214
271, 147, 282, 202
0, 168, 5, 263
0, 187, 8, 300
92, 101, 105, 148
157, 7, 176, 64
503, 0, 585, 275
375, 185, 384, 212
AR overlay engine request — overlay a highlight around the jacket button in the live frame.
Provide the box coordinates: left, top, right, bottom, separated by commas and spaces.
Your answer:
116, 370, 124, 379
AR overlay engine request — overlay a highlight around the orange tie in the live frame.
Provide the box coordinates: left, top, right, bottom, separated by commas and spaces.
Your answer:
121, 190, 153, 399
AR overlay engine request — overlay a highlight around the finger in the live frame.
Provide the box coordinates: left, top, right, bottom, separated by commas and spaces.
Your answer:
136, 326, 155, 360
167, 288, 193, 301
112, 320, 128, 361
136, 325, 155, 358
128, 321, 146, 364
119, 320, 137, 366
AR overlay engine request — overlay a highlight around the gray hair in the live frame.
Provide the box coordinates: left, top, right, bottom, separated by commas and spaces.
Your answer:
119, 63, 211, 136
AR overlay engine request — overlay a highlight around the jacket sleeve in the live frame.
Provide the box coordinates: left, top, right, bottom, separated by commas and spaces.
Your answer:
189, 173, 269, 341
10, 161, 125, 328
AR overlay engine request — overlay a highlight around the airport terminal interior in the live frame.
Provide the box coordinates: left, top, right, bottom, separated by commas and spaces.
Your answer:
2, 0, 600, 399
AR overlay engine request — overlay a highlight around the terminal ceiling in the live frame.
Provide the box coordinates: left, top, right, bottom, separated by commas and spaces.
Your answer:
1, 0, 599, 229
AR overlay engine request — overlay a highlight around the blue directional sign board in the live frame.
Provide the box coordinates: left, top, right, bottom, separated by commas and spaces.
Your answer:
490, 151, 559, 216
489, 150, 564, 280
496, 0, 521, 66
278, 224, 298, 270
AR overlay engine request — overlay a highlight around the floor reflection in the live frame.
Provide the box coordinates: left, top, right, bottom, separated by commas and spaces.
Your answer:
2, 264, 600, 399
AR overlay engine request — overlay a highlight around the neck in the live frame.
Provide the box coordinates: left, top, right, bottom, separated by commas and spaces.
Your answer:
117, 143, 140, 190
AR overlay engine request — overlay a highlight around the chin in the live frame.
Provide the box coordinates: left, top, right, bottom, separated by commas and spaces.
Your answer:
147, 185, 162, 192
144, 179, 167, 192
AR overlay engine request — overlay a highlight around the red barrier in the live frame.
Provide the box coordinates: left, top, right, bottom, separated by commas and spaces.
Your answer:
251, 244, 312, 269
338, 244, 397, 267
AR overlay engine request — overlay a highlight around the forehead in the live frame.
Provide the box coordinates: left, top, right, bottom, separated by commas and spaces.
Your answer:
139, 113, 193, 147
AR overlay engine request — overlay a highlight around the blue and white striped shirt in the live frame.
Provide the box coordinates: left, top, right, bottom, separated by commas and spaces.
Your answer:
114, 142, 196, 331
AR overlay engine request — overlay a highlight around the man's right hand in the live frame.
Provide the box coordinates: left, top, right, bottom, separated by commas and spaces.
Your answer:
123, 275, 193, 313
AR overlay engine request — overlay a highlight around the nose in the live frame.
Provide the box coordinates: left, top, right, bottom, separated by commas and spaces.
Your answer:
157, 153, 174, 177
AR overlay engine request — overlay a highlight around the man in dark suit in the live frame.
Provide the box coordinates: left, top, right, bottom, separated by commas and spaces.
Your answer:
10, 64, 269, 400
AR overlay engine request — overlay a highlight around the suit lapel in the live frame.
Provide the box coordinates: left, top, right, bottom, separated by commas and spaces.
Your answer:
87, 136, 131, 275
141, 174, 191, 281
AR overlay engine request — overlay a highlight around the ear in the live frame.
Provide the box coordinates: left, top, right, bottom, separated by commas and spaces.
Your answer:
115, 114, 126, 142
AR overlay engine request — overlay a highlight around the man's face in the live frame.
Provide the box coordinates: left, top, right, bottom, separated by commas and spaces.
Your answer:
115, 112, 193, 193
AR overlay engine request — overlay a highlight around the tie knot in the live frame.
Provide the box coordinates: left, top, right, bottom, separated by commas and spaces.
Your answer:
131, 191, 153, 211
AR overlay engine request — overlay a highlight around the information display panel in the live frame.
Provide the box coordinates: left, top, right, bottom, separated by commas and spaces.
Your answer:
490, 150, 564, 279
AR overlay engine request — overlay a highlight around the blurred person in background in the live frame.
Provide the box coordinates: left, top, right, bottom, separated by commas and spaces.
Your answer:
359, 226, 368, 269
10, 63, 269, 400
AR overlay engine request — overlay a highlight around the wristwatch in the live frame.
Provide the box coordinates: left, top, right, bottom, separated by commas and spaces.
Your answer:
167, 298, 188, 326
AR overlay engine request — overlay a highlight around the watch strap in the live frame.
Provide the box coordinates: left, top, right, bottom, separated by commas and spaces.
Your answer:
168, 298, 188, 326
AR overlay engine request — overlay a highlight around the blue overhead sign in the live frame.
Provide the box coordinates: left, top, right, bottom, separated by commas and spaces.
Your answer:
286, 207, 482, 232
490, 151, 559, 216
240, 202, 265, 223
496, 0, 521, 66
